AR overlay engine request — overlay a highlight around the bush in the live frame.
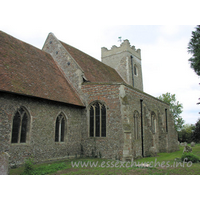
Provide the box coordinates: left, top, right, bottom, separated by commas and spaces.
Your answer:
23, 157, 34, 175
181, 152, 200, 163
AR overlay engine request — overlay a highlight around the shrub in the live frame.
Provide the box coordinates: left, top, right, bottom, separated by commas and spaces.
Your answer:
23, 157, 34, 175
181, 152, 200, 163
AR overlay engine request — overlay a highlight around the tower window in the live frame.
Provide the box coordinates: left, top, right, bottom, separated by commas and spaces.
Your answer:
89, 102, 106, 137
134, 65, 137, 76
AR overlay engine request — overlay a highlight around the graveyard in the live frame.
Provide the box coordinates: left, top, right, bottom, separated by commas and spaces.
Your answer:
8, 143, 200, 175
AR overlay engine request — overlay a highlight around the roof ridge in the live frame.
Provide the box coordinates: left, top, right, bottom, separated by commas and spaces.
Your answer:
59, 40, 125, 84
59, 40, 121, 71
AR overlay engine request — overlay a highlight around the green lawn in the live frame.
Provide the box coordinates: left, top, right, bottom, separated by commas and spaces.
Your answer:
9, 144, 200, 175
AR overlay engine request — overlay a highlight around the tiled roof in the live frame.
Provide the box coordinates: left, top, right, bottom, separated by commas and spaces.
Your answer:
60, 41, 125, 83
0, 31, 84, 107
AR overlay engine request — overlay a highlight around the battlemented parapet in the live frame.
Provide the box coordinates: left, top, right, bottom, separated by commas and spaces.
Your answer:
101, 39, 141, 59
101, 40, 143, 91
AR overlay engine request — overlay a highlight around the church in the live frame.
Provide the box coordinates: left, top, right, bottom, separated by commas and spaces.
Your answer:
0, 30, 178, 166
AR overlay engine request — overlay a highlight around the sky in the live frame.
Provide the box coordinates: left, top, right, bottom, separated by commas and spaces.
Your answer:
1, 1, 200, 126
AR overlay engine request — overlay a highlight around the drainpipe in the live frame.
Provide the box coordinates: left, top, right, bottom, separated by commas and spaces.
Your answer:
131, 55, 134, 87
140, 99, 144, 157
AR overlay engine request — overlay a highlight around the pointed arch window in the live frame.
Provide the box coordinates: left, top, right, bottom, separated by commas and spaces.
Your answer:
55, 113, 66, 142
11, 107, 29, 143
89, 102, 106, 137
151, 112, 156, 133
134, 111, 139, 140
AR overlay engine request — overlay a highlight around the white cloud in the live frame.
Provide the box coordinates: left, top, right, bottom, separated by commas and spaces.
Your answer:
141, 34, 199, 124
160, 25, 180, 36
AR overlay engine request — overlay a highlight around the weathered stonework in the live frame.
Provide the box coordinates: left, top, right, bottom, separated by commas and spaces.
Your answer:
81, 84, 124, 160
102, 40, 143, 91
80, 82, 179, 161
0, 152, 10, 175
0, 31, 179, 166
0, 92, 84, 166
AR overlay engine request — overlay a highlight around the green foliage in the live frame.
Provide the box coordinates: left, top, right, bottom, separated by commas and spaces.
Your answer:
181, 152, 200, 163
9, 145, 200, 175
178, 123, 195, 143
32, 162, 67, 175
22, 161, 67, 175
23, 157, 34, 175
188, 25, 200, 76
193, 119, 200, 143
158, 92, 184, 131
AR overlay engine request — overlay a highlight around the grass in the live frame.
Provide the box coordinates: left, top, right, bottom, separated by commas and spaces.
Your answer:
9, 144, 200, 175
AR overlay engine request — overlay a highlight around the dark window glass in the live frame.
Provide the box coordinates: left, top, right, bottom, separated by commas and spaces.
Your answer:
61, 118, 65, 142
101, 105, 106, 137
20, 113, 27, 143
165, 109, 168, 132
95, 103, 100, 137
89, 102, 106, 137
134, 65, 137, 75
11, 112, 21, 143
90, 107, 94, 137
55, 117, 59, 142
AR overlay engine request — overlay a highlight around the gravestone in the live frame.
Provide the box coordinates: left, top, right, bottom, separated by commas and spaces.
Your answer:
0, 152, 10, 175
184, 142, 187, 146
183, 146, 192, 153
180, 142, 185, 146
191, 142, 195, 147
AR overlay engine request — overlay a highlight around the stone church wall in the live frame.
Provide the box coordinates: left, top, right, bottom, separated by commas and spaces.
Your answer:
42, 33, 85, 100
80, 83, 178, 161
123, 85, 179, 158
81, 83, 124, 160
0, 92, 85, 166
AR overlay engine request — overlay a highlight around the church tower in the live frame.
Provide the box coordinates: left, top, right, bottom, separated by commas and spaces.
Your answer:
101, 40, 143, 91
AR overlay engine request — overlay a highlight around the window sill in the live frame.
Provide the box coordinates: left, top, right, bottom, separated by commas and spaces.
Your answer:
55, 142, 66, 145
88, 137, 107, 140
11, 143, 29, 146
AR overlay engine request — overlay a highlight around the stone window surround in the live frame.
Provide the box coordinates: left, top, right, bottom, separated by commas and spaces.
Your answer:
88, 101, 107, 138
133, 110, 140, 140
10, 106, 30, 145
165, 108, 168, 133
55, 112, 68, 143
134, 64, 138, 77
10, 107, 69, 145
151, 112, 157, 134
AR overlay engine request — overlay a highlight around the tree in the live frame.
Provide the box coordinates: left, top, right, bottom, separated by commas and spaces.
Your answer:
188, 25, 200, 76
158, 92, 184, 132
188, 25, 200, 111
178, 124, 195, 143
193, 119, 200, 143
